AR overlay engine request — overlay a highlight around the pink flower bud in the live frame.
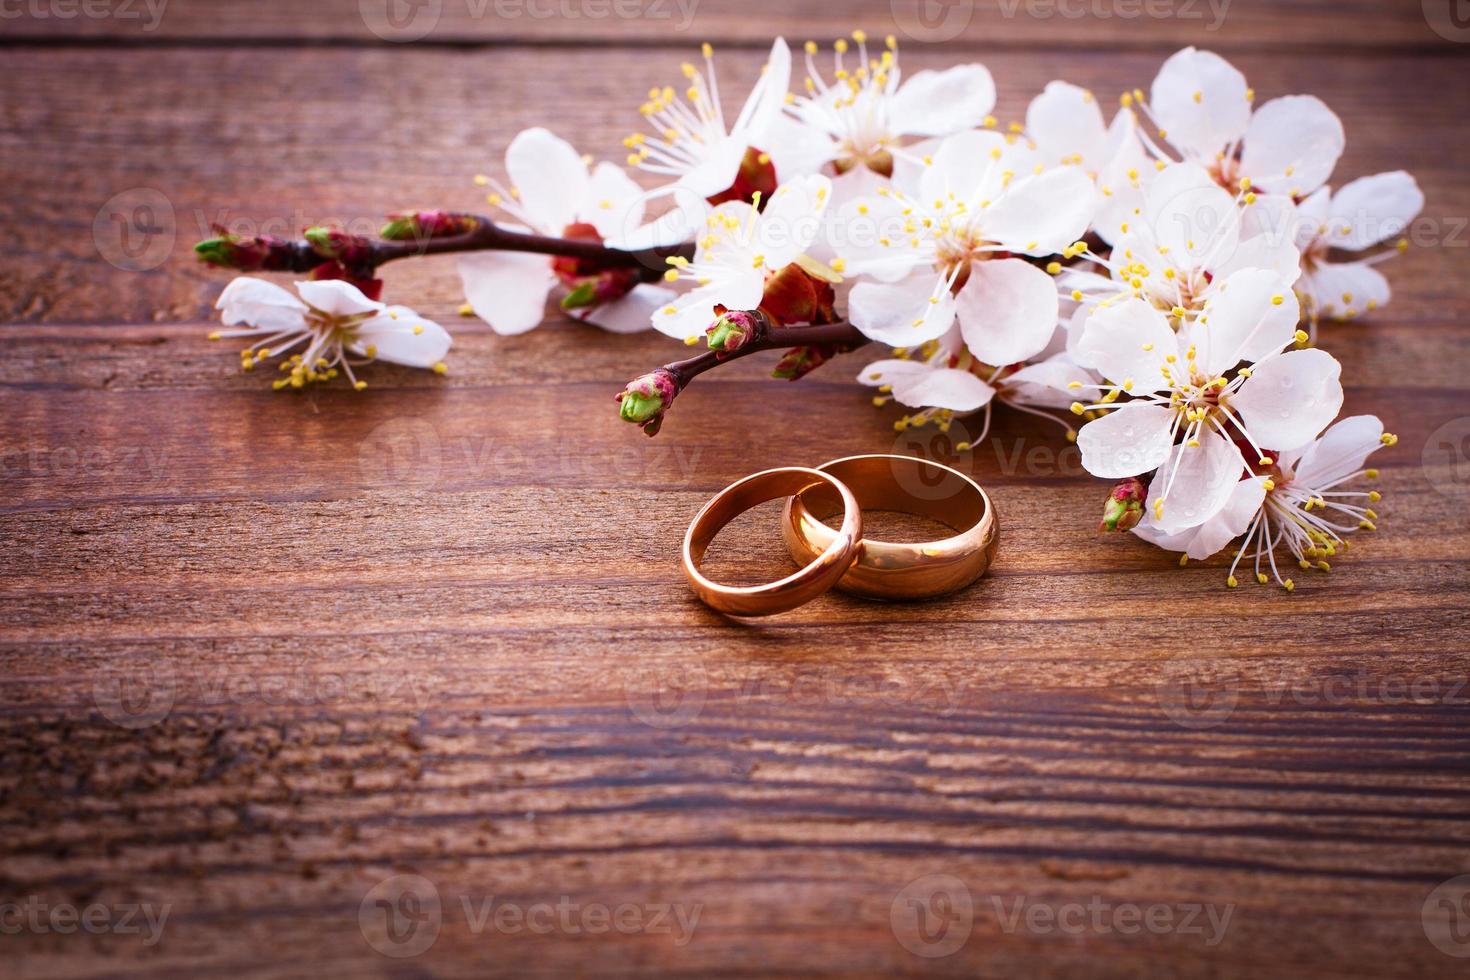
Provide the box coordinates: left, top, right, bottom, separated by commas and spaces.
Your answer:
1100, 477, 1148, 532
616, 368, 678, 436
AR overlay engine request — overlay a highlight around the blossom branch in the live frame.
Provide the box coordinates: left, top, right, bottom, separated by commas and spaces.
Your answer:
194, 210, 690, 292
616, 311, 867, 435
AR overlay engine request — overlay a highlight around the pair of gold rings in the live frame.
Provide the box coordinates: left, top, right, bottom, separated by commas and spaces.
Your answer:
682, 454, 999, 616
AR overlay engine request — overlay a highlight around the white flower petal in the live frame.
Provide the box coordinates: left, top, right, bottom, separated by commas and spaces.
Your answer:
1133, 475, 1264, 559
1231, 348, 1344, 451
894, 368, 996, 412
832, 190, 917, 281
919, 130, 1011, 206
1323, 171, 1424, 251
1299, 260, 1390, 320
732, 38, 792, 142
763, 114, 840, 183
1004, 353, 1095, 409
1148, 47, 1251, 161
1239, 95, 1344, 196
1138, 162, 1239, 270
580, 162, 645, 241
678, 136, 750, 199
982, 166, 1096, 256
757, 174, 831, 268
1077, 402, 1176, 479
857, 358, 931, 387
849, 271, 956, 347
604, 187, 710, 251
1212, 225, 1301, 284
1291, 414, 1384, 489
1192, 267, 1300, 375
505, 127, 587, 234
294, 279, 385, 318
351, 309, 451, 368
954, 259, 1059, 366
650, 272, 763, 341
216, 277, 308, 331
1147, 426, 1245, 534
1073, 296, 1175, 390
578, 283, 671, 334
1026, 80, 1107, 167
457, 252, 557, 336
889, 65, 996, 137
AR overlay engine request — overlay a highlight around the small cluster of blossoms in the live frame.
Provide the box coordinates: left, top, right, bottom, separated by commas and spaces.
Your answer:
202, 35, 1417, 591
460, 38, 1417, 592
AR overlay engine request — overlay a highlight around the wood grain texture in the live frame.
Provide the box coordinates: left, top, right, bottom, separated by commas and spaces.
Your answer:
0, 0, 1457, 48
4, 2, 1470, 977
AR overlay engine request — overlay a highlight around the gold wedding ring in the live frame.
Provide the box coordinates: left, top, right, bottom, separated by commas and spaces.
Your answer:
782, 454, 998, 600
683, 467, 863, 616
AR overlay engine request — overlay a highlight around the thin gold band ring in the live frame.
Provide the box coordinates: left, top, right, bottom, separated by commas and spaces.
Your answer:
781, 454, 997, 600
683, 467, 863, 616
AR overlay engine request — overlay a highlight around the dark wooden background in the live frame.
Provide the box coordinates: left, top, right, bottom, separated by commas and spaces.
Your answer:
3, 1, 1469, 976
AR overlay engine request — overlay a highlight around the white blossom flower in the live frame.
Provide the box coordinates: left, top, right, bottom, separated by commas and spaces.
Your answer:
859, 339, 1095, 443
212, 278, 450, 390
458, 127, 673, 335
777, 32, 996, 194
837, 130, 1095, 365
1287, 171, 1424, 325
1072, 280, 1343, 534
622, 39, 792, 201
1127, 47, 1345, 199
1025, 80, 1150, 245
1061, 162, 1299, 342
651, 174, 832, 340
1133, 415, 1393, 591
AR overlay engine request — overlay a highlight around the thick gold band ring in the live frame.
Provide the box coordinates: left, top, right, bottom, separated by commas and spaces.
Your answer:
782, 454, 998, 600
683, 467, 863, 616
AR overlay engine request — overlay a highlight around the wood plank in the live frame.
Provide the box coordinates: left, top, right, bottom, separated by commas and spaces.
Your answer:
1, 45, 1466, 327
4, 28, 1470, 980
0, 0, 1455, 49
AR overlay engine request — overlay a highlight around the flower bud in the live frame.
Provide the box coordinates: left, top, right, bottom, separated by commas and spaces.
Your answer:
193, 232, 298, 271
307, 261, 384, 301
553, 222, 640, 311
616, 368, 678, 436
706, 310, 759, 354
303, 226, 374, 266
380, 210, 478, 242
1099, 477, 1147, 532
758, 263, 836, 326
772, 345, 831, 381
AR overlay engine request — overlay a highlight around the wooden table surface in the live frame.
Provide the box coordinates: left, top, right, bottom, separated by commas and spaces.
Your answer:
3, 2, 1469, 976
